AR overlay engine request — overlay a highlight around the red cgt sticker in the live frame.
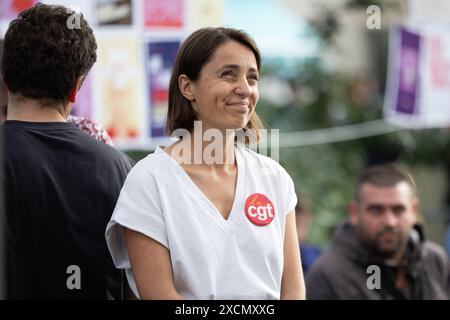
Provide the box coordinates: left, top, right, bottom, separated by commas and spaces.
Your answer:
245, 193, 275, 226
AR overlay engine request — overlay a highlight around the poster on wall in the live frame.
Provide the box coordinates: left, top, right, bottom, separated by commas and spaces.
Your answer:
97, 34, 144, 141
42, 0, 94, 25
188, 0, 223, 29
144, 0, 184, 29
408, 0, 450, 23
71, 72, 93, 119
146, 40, 180, 138
96, 0, 133, 26
0, 0, 38, 20
384, 24, 450, 128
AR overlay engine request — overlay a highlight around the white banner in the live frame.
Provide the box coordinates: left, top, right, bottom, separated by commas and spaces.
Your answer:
385, 24, 450, 128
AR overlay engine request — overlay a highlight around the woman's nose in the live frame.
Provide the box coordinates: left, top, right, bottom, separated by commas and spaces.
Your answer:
234, 77, 252, 97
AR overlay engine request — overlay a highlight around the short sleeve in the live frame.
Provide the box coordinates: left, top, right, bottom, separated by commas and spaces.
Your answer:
284, 171, 298, 216
105, 160, 168, 269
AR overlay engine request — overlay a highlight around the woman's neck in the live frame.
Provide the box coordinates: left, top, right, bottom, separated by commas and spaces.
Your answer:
167, 127, 237, 170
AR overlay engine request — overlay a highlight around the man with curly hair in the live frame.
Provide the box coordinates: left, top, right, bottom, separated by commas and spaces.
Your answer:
1, 4, 133, 299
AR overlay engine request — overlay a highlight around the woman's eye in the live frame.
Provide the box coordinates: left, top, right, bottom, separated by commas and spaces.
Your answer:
248, 74, 259, 82
221, 70, 235, 78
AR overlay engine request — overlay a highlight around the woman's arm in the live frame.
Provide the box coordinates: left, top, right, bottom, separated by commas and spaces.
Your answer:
124, 228, 184, 300
280, 211, 306, 300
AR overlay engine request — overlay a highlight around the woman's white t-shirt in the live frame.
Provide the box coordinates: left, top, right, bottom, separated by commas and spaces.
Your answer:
105, 144, 297, 299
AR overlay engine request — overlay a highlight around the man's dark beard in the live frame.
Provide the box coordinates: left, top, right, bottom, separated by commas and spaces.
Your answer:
359, 227, 405, 260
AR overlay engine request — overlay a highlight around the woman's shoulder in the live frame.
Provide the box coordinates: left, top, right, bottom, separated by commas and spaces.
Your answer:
126, 147, 171, 178
238, 144, 291, 178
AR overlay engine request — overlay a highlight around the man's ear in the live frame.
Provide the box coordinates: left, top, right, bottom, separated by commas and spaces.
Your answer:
348, 201, 359, 225
68, 76, 85, 103
178, 74, 195, 101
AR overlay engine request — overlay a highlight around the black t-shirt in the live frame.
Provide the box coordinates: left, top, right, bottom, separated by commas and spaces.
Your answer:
2, 121, 134, 299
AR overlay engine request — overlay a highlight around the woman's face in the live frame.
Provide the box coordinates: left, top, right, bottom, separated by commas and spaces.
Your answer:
188, 41, 259, 132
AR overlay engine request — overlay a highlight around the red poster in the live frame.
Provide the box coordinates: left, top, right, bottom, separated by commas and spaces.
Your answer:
0, 0, 38, 20
144, 0, 184, 28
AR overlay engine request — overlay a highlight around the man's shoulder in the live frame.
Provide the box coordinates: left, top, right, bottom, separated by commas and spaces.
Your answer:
76, 133, 132, 166
424, 240, 448, 255
305, 249, 353, 299
306, 246, 379, 300
306, 244, 371, 286
307, 248, 351, 278
423, 241, 450, 270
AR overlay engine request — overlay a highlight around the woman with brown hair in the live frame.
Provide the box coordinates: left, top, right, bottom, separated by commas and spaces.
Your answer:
106, 27, 305, 300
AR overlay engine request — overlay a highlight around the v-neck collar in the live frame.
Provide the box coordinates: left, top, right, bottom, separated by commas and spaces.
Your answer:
156, 144, 245, 233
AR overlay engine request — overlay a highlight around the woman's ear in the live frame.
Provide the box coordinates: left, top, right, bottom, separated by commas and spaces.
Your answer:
178, 74, 195, 101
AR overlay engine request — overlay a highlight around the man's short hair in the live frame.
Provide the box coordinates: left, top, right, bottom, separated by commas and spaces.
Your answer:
1, 3, 97, 103
354, 163, 417, 201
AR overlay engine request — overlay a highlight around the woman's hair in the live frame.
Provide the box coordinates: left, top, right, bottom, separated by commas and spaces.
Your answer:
166, 27, 263, 141
1, 3, 97, 105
